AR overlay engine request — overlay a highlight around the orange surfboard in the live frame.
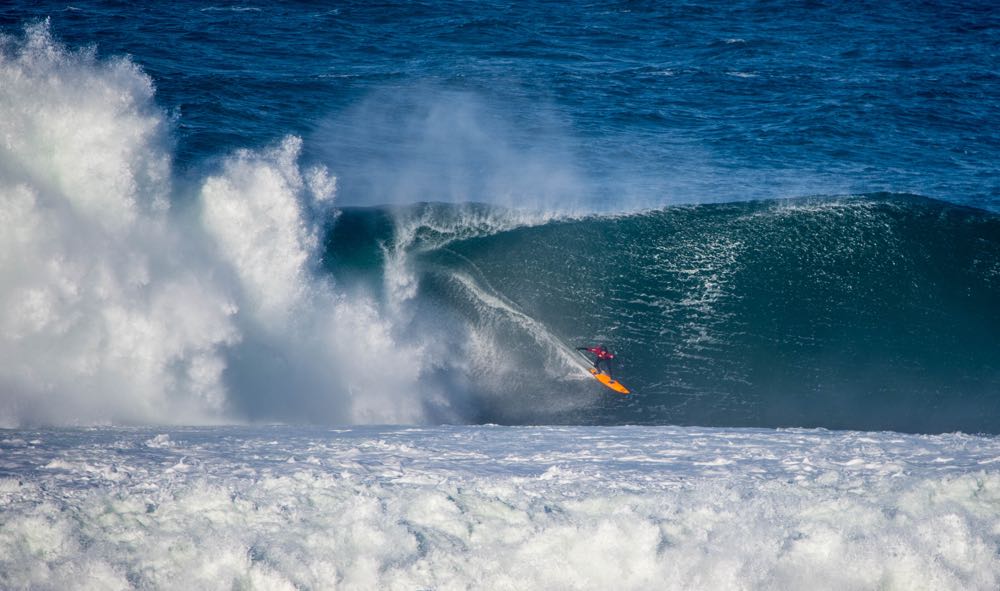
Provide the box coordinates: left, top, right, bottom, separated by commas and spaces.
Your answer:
588, 367, 630, 395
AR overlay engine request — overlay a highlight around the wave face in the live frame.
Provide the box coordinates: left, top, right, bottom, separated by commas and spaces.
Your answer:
327, 195, 1000, 433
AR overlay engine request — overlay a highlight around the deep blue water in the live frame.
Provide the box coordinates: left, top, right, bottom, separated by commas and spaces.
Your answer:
1, 1, 998, 432
3, 0, 998, 209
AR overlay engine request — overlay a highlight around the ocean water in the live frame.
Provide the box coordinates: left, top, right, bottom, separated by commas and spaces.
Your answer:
3, 1, 999, 210
0, 0, 996, 431
1, 2, 999, 588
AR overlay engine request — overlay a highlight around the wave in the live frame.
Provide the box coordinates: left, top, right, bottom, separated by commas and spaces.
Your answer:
2, 23, 997, 433
325, 195, 1000, 432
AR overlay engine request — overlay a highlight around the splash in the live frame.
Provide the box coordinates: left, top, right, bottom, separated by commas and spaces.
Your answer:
0, 23, 438, 427
315, 86, 591, 212
0, 22, 234, 426
199, 138, 433, 424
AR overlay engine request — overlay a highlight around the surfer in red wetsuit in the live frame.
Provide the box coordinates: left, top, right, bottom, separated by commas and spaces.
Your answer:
577, 344, 615, 378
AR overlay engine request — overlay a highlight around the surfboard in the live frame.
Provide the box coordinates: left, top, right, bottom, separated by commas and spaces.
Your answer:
589, 367, 630, 395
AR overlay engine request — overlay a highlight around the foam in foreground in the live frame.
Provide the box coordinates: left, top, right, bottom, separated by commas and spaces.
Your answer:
1, 425, 998, 590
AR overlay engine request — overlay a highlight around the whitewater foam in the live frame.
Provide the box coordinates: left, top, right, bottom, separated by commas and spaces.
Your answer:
0, 23, 439, 427
0, 22, 236, 426
1, 425, 999, 590
197, 136, 433, 424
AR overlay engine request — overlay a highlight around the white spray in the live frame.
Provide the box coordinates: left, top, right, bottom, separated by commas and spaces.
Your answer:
0, 23, 438, 426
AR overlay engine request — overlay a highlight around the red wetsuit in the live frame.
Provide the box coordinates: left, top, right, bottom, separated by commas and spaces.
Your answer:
587, 346, 614, 361
579, 345, 615, 377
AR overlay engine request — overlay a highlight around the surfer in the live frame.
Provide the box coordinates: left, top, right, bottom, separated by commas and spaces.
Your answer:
577, 344, 615, 378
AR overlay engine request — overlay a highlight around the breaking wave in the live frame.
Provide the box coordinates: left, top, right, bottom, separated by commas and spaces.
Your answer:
2, 23, 998, 433
325, 196, 1000, 432
0, 23, 437, 427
